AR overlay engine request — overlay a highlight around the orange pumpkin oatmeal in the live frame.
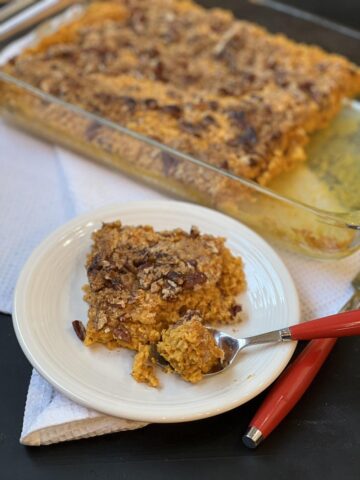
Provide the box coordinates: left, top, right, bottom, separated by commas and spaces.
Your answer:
2, 0, 360, 185
157, 312, 224, 383
77, 221, 245, 386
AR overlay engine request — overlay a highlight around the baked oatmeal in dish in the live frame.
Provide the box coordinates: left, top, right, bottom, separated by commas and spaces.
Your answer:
1, 0, 360, 258
79, 221, 245, 387
2, 0, 360, 185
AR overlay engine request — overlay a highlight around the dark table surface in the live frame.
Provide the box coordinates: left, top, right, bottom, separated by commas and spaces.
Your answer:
1, 1, 360, 479
1, 314, 360, 479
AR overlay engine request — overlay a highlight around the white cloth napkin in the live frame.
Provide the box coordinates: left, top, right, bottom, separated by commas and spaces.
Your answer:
21, 370, 148, 446
1, 121, 359, 446
0, 120, 166, 314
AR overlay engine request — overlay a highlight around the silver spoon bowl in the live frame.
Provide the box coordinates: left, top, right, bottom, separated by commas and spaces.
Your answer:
205, 327, 292, 375
151, 327, 292, 375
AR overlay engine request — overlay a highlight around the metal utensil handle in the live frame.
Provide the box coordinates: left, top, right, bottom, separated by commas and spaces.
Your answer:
243, 328, 290, 346
243, 287, 360, 448
0, 0, 75, 43
289, 309, 360, 340
0, 0, 36, 23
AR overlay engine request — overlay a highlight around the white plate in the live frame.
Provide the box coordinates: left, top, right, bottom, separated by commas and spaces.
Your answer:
13, 201, 300, 423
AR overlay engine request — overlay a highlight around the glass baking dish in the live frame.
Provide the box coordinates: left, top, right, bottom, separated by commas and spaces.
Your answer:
0, 0, 359, 259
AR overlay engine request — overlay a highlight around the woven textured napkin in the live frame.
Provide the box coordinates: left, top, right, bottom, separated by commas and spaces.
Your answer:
0, 121, 165, 314
21, 370, 148, 446
1, 121, 359, 446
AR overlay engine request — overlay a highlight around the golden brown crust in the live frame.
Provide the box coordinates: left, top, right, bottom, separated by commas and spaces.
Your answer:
3, 0, 360, 185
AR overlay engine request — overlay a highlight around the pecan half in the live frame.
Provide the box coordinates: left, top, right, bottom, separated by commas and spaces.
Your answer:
72, 320, 86, 342
190, 226, 200, 238
87, 254, 102, 275
227, 110, 246, 126
183, 271, 207, 289
113, 325, 131, 343
144, 98, 158, 109
227, 126, 257, 147
154, 60, 167, 81
202, 114, 217, 126
161, 152, 179, 175
162, 104, 182, 118
85, 121, 102, 141
179, 120, 203, 137
178, 305, 188, 316
187, 259, 198, 268
121, 96, 137, 112
166, 270, 183, 283
220, 160, 229, 170
208, 100, 219, 111
230, 304, 242, 317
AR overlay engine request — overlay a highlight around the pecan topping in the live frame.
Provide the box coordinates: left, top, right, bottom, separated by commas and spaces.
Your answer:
44, 44, 76, 60
95, 93, 137, 111
180, 309, 202, 322
248, 156, 259, 167
299, 81, 315, 92
183, 271, 207, 289
166, 270, 183, 284
298, 81, 322, 101
87, 254, 107, 291
274, 71, 289, 88
178, 305, 188, 316
243, 71, 256, 83
104, 274, 123, 290
183, 74, 198, 85
161, 152, 179, 175
143, 47, 159, 58
227, 126, 257, 147
213, 23, 241, 57
87, 254, 102, 274
121, 96, 137, 112
124, 260, 137, 274
154, 60, 167, 81
187, 259, 198, 268
96, 311, 107, 330
227, 110, 246, 125
270, 131, 281, 142
230, 304, 242, 317
95, 92, 119, 105
137, 261, 154, 270
72, 320, 86, 341
190, 226, 200, 238
133, 253, 151, 268
161, 29, 180, 44
162, 104, 182, 118
113, 325, 131, 343
208, 100, 219, 111
144, 98, 158, 109
129, 9, 146, 33
218, 86, 233, 96
220, 160, 229, 170
85, 122, 102, 141
202, 114, 217, 126
161, 280, 181, 300
179, 120, 203, 137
